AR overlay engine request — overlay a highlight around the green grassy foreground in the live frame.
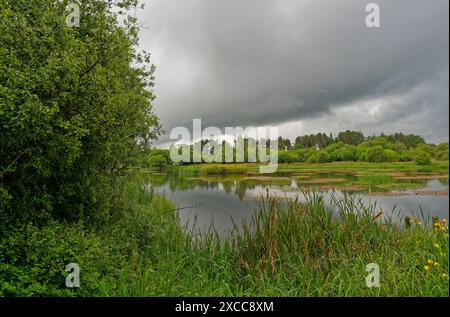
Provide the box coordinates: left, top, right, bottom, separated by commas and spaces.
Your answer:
1, 177, 448, 296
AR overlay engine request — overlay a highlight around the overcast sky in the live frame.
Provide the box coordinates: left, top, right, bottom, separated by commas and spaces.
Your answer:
136, 0, 449, 145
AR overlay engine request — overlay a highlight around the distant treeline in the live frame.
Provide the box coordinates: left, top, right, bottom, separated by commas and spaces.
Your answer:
145, 131, 449, 167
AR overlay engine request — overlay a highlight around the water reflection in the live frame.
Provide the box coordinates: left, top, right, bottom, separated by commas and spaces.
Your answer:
141, 171, 449, 236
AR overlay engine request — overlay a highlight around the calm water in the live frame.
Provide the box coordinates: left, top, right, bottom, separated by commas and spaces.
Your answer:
143, 171, 449, 236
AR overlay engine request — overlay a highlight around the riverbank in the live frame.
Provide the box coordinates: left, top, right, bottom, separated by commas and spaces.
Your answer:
169, 161, 449, 175
2, 177, 448, 296
149, 161, 449, 193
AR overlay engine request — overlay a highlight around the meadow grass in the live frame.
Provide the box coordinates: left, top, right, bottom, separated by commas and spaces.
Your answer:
105, 182, 449, 296
356, 173, 393, 185
2, 177, 447, 296
199, 164, 248, 175
170, 161, 449, 175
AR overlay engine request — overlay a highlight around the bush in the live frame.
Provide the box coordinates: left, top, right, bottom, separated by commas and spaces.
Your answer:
329, 145, 359, 161
359, 146, 398, 163
382, 149, 399, 162
414, 150, 432, 166
306, 154, 319, 163
279, 151, 300, 163
0, 221, 127, 296
416, 144, 436, 157
0, 0, 161, 225
435, 150, 449, 161
316, 150, 330, 163
293, 148, 315, 162
148, 155, 168, 168
399, 151, 414, 162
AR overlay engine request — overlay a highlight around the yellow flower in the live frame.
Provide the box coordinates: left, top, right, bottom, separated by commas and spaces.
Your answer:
414, 219, 422, 225
441, 252, 446, 257
442, 273, 449, 280
424, 265, 430, 271
434, 262, 439, 267
434, 222, 444, 231
445, 233, 449, 239
427, 259, 434, 265
434, 243, 440, 249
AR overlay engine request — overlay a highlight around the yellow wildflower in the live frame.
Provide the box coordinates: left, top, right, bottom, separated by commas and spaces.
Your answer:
424, 265, 430, 271
434, 243, 440, 249
427, 259, 434, 265
442, 273, 449, 280
441, 252, 446, 257
434, 222, 444, 231
434, 262, 439, 267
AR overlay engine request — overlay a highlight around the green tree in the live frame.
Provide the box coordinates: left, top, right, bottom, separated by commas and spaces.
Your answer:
148, 155, 168, 168
413, 151, 432, 166
359, 146, 396, 163
337, 130, 365, 145
0, 0, 161, 225
278, 151, 299, 163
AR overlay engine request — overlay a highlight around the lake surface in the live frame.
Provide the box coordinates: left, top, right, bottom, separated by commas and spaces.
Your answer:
142, 170, 449, 236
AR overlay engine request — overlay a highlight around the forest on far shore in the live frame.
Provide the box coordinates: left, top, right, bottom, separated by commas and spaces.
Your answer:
145, 131, 450, 167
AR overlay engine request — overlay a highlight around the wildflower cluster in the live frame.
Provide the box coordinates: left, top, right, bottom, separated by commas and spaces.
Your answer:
433, 218, 448, 232
422, 217, 449, 282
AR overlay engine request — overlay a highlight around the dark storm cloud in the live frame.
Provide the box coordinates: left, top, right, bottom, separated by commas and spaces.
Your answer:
137, 0, 449, 144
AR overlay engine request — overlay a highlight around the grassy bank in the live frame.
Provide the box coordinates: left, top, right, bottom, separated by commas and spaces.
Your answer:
162, 161, 448, 192
2, 177, 448, 296
170, 161, 449, 174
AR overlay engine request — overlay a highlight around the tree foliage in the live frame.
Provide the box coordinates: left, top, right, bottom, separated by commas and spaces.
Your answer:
0, 0, 161, 225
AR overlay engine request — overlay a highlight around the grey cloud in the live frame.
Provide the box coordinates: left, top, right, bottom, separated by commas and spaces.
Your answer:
136, 0, 449, 144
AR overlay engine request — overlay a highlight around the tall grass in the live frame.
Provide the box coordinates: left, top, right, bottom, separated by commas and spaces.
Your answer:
357, 173, 393, 185
5, 178, 446, 296
199, 164, 248, 175
108, 185, 449, 296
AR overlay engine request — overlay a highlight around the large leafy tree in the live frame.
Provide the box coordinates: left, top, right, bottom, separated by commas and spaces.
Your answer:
0, 0, 161, 225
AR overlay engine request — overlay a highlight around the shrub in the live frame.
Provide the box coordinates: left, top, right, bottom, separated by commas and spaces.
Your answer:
382, 149, 399, 162
306, 154, 319, 163
293, 148, 316, 162
0, 221, 127, 296
414, 151, 432, 165
399, 151, 414, 162
316, 150, 330, 163
329, 145, 359, 161
279, 151, 300, 163
416, 144, 436, 157
359, 146, 398, 163
148, 155, 168, 168
0, 0, 161, 225
435, 150, 449, 161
